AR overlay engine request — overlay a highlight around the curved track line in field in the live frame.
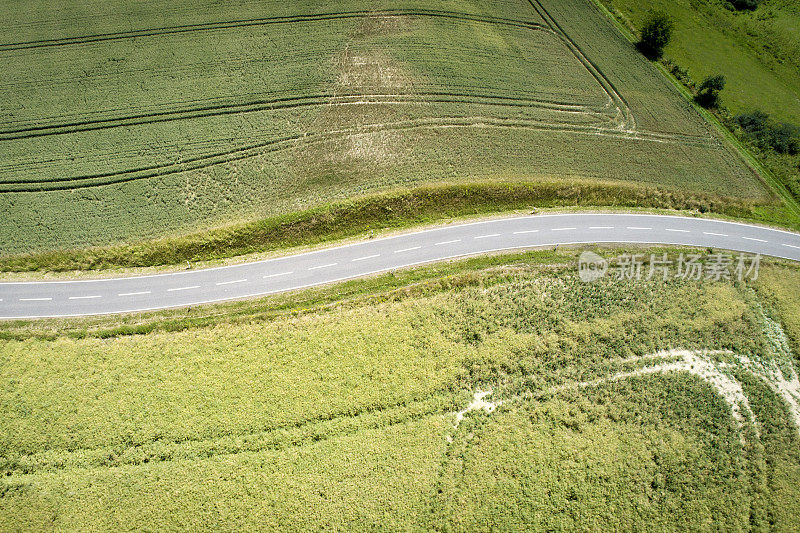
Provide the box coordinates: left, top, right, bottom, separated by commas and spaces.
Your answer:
524, 0, 635, 131
0, 393, 453, 475
537, 349, 800, 439
0, 117, 717, 193
485, 349, 798, 448
0, 9, 549, 51
0, 92, 609, 141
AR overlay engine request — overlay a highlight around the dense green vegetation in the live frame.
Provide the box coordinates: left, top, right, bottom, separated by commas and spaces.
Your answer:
695, 74, 726, 109
434, 376, 752, 530
736, 111, 800, 155
1, 252, 799, 529
755, 265, 800, 362
0, 0, 777, 260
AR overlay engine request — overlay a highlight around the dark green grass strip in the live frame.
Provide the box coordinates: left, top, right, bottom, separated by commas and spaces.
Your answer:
0, 180, 779, 273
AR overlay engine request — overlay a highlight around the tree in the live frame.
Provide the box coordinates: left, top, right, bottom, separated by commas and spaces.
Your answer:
637, 10, 674, 59
695, 75, 726, 108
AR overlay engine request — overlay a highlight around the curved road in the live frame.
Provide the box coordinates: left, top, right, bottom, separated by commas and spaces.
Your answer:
2, 213, 800, 320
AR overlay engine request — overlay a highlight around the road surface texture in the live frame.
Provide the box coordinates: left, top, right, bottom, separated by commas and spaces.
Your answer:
2, 214, 799, 319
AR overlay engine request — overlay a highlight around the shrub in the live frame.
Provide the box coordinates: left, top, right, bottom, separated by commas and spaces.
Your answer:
695, 75, 726, 108
735, 111, 800, 155
735, 110, 770, 137
727, 0, 761, 11
664, 59, 694, 88
637, 10, 674, 59
768, 123, 800, 155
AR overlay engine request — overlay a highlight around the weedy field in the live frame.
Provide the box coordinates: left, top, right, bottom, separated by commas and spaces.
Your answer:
0, 0, 778, 258
1, 251, 799, 530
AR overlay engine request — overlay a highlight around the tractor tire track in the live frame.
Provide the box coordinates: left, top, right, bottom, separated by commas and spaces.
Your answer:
0, 92, 607, 141
525, 0, 635, 131
0, 116, 718, 193
0, 9, 548, 51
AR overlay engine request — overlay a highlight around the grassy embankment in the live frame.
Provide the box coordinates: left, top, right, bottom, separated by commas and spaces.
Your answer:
0, 180, 789, 273
1, 251, 800, 529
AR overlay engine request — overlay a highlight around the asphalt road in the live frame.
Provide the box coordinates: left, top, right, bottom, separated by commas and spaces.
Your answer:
2, 213, 799, 319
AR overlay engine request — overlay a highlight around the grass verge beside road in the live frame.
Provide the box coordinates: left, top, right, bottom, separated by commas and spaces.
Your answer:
0, 180, 793, 274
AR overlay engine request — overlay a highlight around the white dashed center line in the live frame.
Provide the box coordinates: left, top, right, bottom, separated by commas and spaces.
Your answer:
118, 291, 151, 297
263, 272, 293, 279
352, 254, 380, 262
167, 285, 200, 292
394, 246, 421, 253
308, 263, 337, 271
216, 279, 247, 286
2, 215, 798, 320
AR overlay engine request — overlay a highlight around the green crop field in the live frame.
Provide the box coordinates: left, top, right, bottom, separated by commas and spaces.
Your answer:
1, 252, 799, 529
0, 0, 779, 259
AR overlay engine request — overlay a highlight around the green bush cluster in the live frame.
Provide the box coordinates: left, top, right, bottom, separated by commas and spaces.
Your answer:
637, 10, 674, 59
735, 110, 800, 155
727, 0, 761, 11
695, 75, 726, 109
